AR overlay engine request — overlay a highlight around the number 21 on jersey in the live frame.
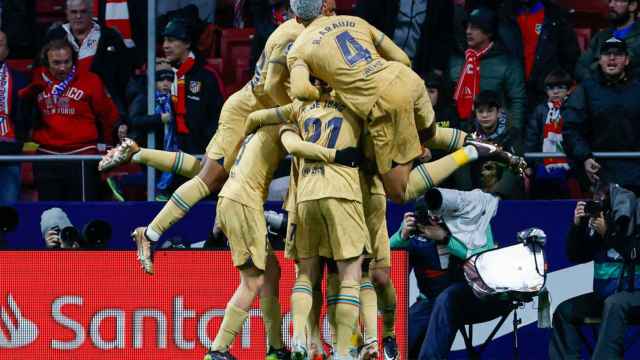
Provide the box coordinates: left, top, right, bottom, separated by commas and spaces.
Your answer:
335, 31, 372, 67
303, 117, 343, 148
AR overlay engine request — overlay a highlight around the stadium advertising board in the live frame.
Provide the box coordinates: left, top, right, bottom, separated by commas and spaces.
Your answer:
0, 251, 408, 359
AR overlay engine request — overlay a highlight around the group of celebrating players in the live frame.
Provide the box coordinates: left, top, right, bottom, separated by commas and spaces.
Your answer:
98, 1, 526, 359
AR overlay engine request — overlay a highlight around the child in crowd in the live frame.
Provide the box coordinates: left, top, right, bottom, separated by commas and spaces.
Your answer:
524, 68, 580, 199
105, 59, 178, 201
469, 90, 524, 199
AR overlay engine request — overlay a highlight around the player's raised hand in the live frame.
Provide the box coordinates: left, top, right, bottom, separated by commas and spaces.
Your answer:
334, 147, 363, 168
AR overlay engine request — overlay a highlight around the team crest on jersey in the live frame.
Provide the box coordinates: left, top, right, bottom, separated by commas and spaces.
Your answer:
189, 81, 201, 94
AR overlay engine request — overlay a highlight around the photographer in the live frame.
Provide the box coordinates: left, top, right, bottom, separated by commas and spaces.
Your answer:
549, 186, 640, 359
393, 189, 511, 359
41, 207, 111, 249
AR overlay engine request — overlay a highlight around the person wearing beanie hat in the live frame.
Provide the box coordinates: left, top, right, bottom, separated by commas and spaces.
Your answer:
40, 208, 78, 249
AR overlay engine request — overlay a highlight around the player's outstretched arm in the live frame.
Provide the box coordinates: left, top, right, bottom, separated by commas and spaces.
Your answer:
370, 24, 411, 67
280, 127, 362, 167
289, 60, 320, 101
280, 126, 336, 162
245, 104, 294, 135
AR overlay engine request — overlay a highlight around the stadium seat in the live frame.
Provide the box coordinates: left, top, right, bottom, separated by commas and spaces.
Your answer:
574, 28, 592, 53
35, 0, 66, 26
220, 27, 255, 85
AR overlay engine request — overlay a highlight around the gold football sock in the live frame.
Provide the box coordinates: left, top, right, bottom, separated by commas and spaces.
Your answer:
376, 281, 397, 338
133, 148, 201, 178
402, 148, 474, 202
260, 296, 283, 349
326, 272, 340, 346
210, 302, 248, 352
307, 286, 323, 348
360, 274, 378, 343
335, 280, 360, 357
424, 127, 467, 152
147, 176, 210, 240
291, 276, 314, 343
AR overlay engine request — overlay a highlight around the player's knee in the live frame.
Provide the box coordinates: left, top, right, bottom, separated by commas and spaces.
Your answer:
388, 190, 406, 205
245, 273, 265, 294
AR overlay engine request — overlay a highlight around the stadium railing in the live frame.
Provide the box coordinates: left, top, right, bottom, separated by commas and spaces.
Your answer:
1, 152, 639, 201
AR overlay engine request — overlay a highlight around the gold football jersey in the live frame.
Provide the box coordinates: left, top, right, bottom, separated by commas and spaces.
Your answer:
219, 125, 286, 210
251, 19, 304, 102
287, 16, 402, 120
279, 96, 363, 203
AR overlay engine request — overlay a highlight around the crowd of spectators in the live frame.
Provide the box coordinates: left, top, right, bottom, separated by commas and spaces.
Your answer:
0, 0, 639, 202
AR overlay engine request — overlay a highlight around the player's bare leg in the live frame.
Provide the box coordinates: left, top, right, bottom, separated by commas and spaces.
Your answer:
334, 255, 364, 359
205, 265, 264, 360
291, 256, 323, 359
308, 258, 327, 360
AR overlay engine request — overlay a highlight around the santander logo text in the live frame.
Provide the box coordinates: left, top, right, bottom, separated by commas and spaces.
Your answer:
0, 294, 39, 348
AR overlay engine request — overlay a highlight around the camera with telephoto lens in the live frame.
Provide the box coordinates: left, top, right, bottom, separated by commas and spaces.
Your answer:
49, 225, 81, 249
584, 200, 604, 217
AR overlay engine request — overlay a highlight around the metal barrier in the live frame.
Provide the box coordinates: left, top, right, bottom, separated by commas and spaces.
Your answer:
1, 152, 639, 201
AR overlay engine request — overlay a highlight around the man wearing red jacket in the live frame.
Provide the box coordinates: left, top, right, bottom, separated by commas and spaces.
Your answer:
27, 38, 119, 200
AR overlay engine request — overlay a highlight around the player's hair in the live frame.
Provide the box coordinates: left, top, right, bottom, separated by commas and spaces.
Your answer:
473, 90, 501, 110
40, 38, 77, 67
290, 0, 323, 21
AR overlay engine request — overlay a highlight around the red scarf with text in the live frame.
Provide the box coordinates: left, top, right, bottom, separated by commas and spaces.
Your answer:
173, 53, 196, 134
542, 99, 570, 169
0, 63, 15, 139
454, 42, 493, 120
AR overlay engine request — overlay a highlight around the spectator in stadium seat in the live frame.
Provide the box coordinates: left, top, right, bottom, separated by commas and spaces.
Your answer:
491, 0, 580, 106
549, 185, 640, 359
575, 0, 640, 81
160, 18, 223, 154
121, 58, 186, 201
563, 38, 640, 195
0, 31, 29, 203
24, 39, 119, 201
468, 90, 524, 199
355, 0, 454, 76
43, 0, 133, 113
449, 6, 527, 151
524, 68, 576, 199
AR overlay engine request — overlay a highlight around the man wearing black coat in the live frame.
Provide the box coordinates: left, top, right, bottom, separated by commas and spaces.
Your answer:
563, 38, 640, 194
355, 0, 454, 75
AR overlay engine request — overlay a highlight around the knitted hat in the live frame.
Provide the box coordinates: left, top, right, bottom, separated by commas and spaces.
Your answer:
466, 7, 498, 35
290, 0, 323, 21
40, 207, 72, 239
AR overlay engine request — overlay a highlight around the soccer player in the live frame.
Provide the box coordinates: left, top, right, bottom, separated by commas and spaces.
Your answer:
203, 122, 361, 360
286, 0, 525, 204
99, 7, 308, 272
246, 82, 370, 360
